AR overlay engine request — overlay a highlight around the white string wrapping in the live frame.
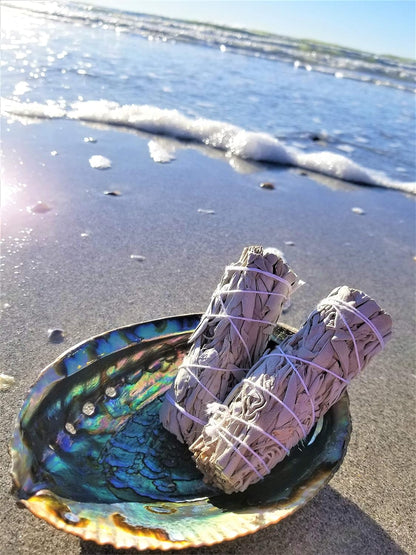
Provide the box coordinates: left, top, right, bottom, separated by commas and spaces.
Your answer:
191, 285, 392, 493
160, 245, 299, 444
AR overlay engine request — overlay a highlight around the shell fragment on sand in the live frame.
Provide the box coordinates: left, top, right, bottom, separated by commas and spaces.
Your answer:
89, 155, 112, 169
0, 373, 15, 392
197, 208, 215, 214
352, 206, 366, 215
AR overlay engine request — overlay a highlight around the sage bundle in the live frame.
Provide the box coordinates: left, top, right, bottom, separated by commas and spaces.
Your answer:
160, 246, 299, 445
191, 286, 392, 493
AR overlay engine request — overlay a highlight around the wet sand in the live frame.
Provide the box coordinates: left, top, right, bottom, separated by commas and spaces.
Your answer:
0, 118, 414, 554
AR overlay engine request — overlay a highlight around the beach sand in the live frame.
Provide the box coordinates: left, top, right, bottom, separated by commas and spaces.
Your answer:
1, 118, 414, 554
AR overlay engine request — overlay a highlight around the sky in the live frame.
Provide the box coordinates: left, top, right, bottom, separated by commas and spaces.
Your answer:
84, 0, 416, 59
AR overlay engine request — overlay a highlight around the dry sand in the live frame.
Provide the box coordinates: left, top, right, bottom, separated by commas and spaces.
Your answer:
0, 118, 414, 554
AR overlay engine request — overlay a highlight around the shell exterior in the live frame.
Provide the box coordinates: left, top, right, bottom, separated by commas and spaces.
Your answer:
10, 315, 351, 551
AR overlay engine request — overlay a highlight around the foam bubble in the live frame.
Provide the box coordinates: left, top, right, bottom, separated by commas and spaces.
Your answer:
2, 97, 66, 118
89, 154, 111, 169
12, 81, 31, 96
148, 139, 176, 163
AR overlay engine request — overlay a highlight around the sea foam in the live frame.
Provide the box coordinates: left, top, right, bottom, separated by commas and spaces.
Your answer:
148, 139, 176, 163
2, 98, 415, 194
89, 155, 112, 169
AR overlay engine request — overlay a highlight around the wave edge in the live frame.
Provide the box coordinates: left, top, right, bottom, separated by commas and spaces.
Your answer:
2, 97, 415, 195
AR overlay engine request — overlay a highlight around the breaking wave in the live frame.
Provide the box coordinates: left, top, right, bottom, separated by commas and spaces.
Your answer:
2, 97, 415, 194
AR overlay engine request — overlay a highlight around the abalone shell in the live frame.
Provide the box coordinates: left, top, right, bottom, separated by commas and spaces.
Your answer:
10, 315, 351, 550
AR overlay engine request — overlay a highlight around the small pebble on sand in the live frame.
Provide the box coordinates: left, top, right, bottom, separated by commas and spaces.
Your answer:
260, 182, 275, 190
50, 150, 58, 156
28, 201, 51, 214
284, 241, 295, 246
89, 155, 111, 169
84, 137, 97, 143
197, 208, 215, 214
104, 190, 122, 196
352, 207, 366, 215
80, 232, 89, 238
310, 132, 328, 144
130, 254, 146, 261
48, 328, 65, 343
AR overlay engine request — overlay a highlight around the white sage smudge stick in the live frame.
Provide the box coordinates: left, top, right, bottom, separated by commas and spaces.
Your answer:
191, 285, 392, 493
160, 245, 299, 445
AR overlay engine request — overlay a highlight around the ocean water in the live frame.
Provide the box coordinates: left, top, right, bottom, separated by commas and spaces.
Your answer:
1, 0, 415, 193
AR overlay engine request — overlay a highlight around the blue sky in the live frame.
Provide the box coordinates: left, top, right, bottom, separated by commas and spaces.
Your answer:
85, 0, 415, 59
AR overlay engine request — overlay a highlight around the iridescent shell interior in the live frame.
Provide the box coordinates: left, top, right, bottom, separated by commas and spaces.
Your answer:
11, 315, 351, 551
